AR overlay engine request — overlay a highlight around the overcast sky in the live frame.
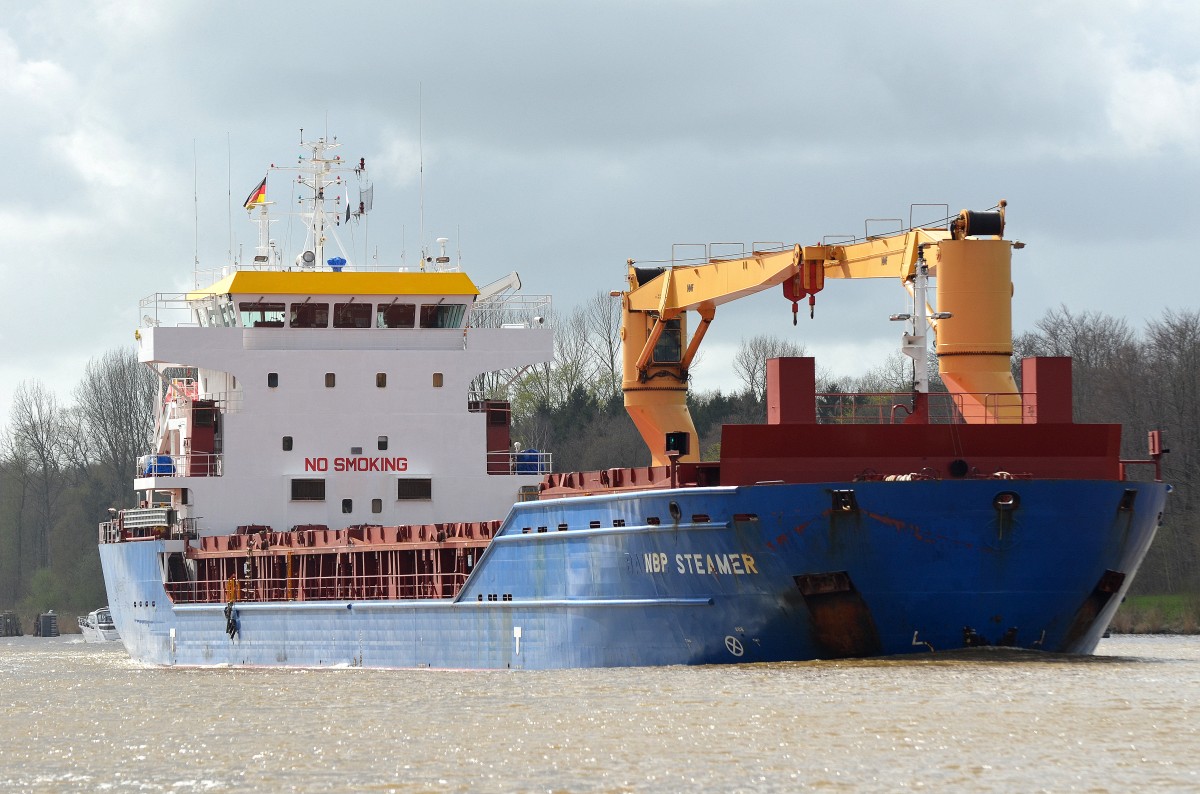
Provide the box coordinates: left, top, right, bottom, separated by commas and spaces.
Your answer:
3, 2, 1199, 423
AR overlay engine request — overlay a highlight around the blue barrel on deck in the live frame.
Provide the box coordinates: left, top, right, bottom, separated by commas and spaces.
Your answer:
143, 455, 175, 476
516, 450, 542, 474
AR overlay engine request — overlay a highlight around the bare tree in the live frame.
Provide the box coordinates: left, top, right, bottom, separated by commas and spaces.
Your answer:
73, 348, 159, 500
583, 291, 623, 401
511, 305, 597, 420
732, 334, 807, 401
1012, 305, 1138, 424
1138, 309, 1200, 592
852, 351, 912, 393
0, 429, 33, 597
8, 381, 66, 569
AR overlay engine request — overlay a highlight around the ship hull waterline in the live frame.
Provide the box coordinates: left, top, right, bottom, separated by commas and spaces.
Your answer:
100, 478, 1166, 669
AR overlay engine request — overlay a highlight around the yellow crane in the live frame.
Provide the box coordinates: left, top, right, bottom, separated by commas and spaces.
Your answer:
620, 203, 1022, 465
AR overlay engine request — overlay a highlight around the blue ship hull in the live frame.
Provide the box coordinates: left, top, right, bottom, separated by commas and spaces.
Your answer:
100, 478, 1166, 669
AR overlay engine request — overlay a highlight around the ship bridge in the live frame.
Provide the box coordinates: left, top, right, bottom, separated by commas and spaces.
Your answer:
186, 270, 480, 333
133, 267, 553, 537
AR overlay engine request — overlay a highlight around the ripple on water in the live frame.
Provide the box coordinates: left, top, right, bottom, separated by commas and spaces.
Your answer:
0, 635, 1197, 792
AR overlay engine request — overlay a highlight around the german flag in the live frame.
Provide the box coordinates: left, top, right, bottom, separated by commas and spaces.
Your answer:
243, 176, 267, 209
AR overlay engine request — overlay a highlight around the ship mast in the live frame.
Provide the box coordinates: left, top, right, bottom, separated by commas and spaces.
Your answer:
273, 132, 366, 270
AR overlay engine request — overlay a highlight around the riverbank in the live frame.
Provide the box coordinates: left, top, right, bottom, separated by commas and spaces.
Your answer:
1111, 594, 1200, 634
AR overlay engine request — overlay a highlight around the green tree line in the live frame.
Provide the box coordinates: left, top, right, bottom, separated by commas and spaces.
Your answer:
1, 300, 1195, 631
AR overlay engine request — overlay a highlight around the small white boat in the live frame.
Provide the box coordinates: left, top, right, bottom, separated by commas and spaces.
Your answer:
77, 607, 120, 642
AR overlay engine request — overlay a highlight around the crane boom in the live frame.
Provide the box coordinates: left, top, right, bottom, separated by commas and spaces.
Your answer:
621, 204, 1020, 465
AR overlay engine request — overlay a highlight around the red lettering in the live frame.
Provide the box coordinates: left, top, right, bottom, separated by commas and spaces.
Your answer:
313, 456, 407, 472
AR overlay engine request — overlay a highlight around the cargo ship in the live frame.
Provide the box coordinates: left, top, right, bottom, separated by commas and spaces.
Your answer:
97, 134, 1168, 668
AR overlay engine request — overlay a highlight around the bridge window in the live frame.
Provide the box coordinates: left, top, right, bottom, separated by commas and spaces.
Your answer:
325, 373, 336, 388
290, 302, 329, 328
341, 499, 353, 514
267, 372, 279, 388
240, 302, 285, 328
291, 479, 325, 501
432, 372, 443, 388
376, 373, 387, 388
420, 304, 467, 329
333, 302, 372, 328
371, 498, 382, 514
282, 436, 293, 451
377, 303, 416, 328
378, 436, 388, 451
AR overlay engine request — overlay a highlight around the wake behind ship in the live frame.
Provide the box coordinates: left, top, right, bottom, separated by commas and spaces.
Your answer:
98, 134, 1168, 668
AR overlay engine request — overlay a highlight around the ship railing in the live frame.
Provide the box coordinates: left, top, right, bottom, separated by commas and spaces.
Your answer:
135, 452, 223, 478
192, 261, 466, 287
122, 507, 175, 529
98, 512, 196, 544
208, 390, 244, 414
98, 507, 173, 543
160, 388, 242, 417
165, 571, 473, 604
468, 294, 553, 329
98, 519, 120, 544
140, 292, 201, 328
816, 391, 1031, 425
486, 449, 552, 475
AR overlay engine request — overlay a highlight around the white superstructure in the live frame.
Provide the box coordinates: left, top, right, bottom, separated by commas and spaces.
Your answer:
130, 136, 553, 537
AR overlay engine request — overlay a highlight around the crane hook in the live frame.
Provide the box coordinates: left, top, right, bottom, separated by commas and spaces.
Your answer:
809, 294, 816, 319
791, 301, 798, 326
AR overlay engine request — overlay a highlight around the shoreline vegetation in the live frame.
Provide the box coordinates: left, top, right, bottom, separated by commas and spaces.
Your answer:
1108, 594, 1195, 638
1111, 595, 1200, 635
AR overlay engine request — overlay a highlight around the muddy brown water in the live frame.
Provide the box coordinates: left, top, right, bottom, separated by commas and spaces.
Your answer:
1, 635, 1197, 792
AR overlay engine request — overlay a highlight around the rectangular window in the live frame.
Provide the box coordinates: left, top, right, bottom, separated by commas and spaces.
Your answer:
397, 478, 433, 501
282, 436, 293, 451
239, 302, 286, 328
378, 436, 388, 451
432, 372, 444, 388
268, 372, 279, 388
377, 303, 416, 328
341, 498, 353, 514
291, 479, 325, 501
371, 498, 382, 514
652, 318, 683, 364
419, 304, 467, 329
333, 302, 373, 328
376, 372, 387, 388
289, 302, 329, 328
325, 372, 336, 388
